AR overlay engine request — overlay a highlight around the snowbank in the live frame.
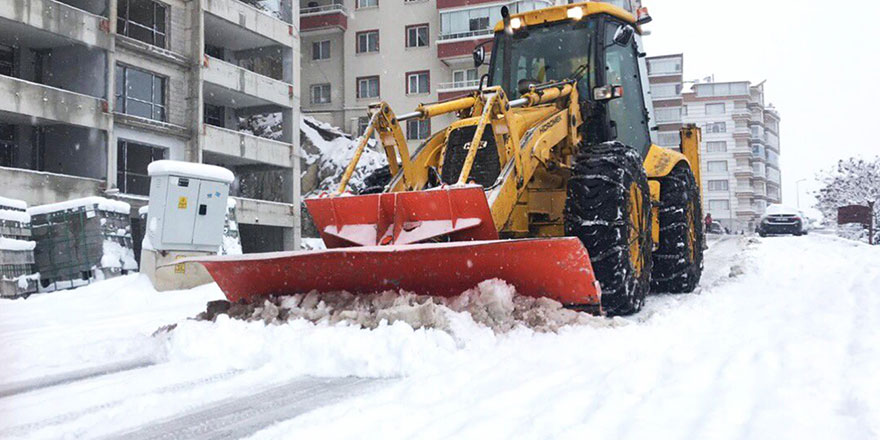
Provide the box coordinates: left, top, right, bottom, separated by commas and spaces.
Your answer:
0, 237, 36, 251
0, 209, 31, 223
28, 197, 131, 216
0, 274, 223, 386
300, 116, 386, 193
0, 195, 28, 211
100, 240, 139, 270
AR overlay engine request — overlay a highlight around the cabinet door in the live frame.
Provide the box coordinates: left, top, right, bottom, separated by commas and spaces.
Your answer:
162, 176, 200, 245
192, 180, 228, 247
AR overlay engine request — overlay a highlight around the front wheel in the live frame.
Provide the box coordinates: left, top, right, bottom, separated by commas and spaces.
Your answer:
651, 164, 705, 293
565, 142, 652, 316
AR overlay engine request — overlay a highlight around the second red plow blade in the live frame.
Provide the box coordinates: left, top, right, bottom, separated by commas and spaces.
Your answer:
187, 237, 601, 308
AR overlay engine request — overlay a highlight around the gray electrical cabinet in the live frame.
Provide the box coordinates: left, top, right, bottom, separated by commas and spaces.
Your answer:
146, 161, 235, 252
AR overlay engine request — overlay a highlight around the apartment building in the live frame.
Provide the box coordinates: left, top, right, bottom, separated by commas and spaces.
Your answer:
682, 81, 782, 232
0, 0, 301, 252
645, 54, 684, 148
300, 0, 651, 145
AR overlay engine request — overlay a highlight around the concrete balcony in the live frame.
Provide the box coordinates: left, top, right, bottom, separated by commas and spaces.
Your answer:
204, 0, 294, 47
203, 56, 293, 109
732, 148, 752, 159
0, 166, 103, 206
300, 3, 348, 32
437, 79, 479, 100
202, 124, 294, 168
0, 0, 112, 51
233, 197, 296, 228
734, 167, 754, 178
438, 36, 491, 62
735, 186, 754, 197
0, 75, 109, 131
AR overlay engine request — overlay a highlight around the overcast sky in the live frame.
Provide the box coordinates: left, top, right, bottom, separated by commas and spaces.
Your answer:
643, 0, 880, 208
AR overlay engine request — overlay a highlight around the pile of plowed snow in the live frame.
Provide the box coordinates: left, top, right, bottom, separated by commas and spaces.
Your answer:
191, 279, 618, 334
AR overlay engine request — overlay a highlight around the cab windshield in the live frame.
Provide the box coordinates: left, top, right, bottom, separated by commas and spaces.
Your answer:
489, 19, 596, 99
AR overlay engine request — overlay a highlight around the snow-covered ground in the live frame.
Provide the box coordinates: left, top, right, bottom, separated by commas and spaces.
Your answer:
0, 234, 878, 439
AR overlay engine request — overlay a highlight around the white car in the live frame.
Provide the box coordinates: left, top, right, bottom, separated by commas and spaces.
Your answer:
757, 204, 808, 237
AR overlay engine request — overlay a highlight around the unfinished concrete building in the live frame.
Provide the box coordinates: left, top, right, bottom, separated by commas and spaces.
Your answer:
0, 0, 301, 252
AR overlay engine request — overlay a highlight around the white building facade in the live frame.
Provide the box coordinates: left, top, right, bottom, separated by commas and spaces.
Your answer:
683, 81, 782, 232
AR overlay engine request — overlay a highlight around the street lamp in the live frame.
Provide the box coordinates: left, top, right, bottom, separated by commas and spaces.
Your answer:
796, 178, 807, 208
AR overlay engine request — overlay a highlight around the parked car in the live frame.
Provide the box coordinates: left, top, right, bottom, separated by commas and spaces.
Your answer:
757, 204, 809, 237
707, 221, 725, 234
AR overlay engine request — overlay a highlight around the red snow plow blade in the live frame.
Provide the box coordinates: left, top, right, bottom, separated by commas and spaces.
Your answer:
305, 186, 499, 248
186, 237, 601, 306
184, 186, 600, 308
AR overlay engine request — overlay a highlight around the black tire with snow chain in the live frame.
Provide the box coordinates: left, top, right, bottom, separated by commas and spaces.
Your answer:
565, 142, 653, 316
651, 164, 704, 293
358, 166, 392, 194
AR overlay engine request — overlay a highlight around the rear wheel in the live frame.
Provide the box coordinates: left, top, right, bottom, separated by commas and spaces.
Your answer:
651, 164, 704, 293
565, 142, 652, 316
358, 166, 392, 194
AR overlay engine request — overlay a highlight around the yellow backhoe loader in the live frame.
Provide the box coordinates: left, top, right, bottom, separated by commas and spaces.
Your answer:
191, 2, 705, 316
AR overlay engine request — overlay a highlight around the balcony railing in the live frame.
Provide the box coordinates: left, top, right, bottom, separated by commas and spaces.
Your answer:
300, 3, 347, 16
437, 79, 480, 91
438, 28, 493, 41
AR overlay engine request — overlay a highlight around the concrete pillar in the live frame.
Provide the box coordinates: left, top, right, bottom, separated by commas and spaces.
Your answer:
105, 0, 118, 190
189, 0, 206, 164
281, 19, 301, 251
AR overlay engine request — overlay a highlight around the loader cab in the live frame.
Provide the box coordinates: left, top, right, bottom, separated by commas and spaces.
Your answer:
485, 9, 652, 158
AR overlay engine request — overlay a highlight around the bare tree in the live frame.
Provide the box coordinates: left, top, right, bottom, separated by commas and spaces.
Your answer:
814, 157, 880, 243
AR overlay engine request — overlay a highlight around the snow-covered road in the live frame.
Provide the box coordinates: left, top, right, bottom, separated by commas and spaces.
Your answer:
1, 234, 878, 439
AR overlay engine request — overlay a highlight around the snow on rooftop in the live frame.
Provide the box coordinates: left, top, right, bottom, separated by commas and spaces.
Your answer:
138, 205, 149, 216
147, 160, 235, 183
0, 196, 28, 211
0, 209, 31, 224
0, 237, 36, 251
28, 197, 131, 216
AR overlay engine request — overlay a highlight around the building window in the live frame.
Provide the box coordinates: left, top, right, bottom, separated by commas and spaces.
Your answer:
357, 76, 379, 99
654, 107, 681, 123
706, 141, 727, 153
406, 119, 430, 140
707, 180, 729, 191
357, 0, 378, 8
117, 0, 167, 48
357, 116, 370, 136
452, 68, 478, 87
647, 58, 681, 75
312, 40, 331, 60
656, 131, 680, 147
0, 124, 14, 167
117, 140, 167, 195
204, 104, 224, 127
695, 82, 749, 98
406, 71, 429, 94
310, 83, 331, 104
406, 24, 429, 48
708, 200, 730, 211
356, 30, 379, 53
706, 160, 728, 172
705, 103, 725, 115
650, 83, 681, 99
0, 44, 13, 77
705, 122, 726, 133
115, 64, 166, 121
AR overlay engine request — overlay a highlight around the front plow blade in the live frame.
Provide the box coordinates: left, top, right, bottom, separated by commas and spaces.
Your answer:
187, 237, 600, 307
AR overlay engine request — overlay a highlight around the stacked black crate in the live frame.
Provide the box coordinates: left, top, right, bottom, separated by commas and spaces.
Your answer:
0, 196, 38, 297
29, 198, 137, 291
